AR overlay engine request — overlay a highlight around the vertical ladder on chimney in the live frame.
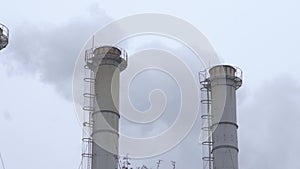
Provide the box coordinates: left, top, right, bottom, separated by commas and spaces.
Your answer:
199, 70, 213, 169
80, 48, 95, 169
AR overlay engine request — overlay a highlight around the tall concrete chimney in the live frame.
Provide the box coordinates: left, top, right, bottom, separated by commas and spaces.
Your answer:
87, 46, 127, 169
209, 65, 242, 169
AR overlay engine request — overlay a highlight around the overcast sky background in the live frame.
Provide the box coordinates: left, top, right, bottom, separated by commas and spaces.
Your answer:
1, 0, 300, 169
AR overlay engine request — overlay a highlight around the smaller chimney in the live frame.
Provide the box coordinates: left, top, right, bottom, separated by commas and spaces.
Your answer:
209, 65, 242, 169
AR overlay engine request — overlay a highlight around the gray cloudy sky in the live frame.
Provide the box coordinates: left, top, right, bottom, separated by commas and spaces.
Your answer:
1, 0, 300, 169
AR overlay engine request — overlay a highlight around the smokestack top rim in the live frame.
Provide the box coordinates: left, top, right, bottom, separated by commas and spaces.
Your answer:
203, 64, 243, 89
209, 64, 236, 72
93, 46, 124, 57
0, 23, 9, 36
208, 64, 242, 78
0, 23, 9, 50
86, 45, 128, 71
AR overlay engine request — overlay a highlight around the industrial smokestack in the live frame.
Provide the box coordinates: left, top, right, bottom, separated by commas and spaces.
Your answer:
0, 23, 9, 50
87, 46, 127, 169
209, 65, 242, 169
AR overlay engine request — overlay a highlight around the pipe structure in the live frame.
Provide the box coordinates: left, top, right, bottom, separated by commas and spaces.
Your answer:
87, 46, 127, 169
209, 65, 242, 169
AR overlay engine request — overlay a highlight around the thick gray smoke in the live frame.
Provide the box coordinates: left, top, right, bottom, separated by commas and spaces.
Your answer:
1, 9, 111, 100
238, 76, 300, 169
